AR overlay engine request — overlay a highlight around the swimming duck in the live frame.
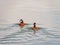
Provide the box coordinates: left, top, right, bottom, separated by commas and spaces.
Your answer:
32, 23, 38, 31
19, 19, 30, 28
27, 22, 43, 34
32, 22, 40, 34
19, 19, 25, 28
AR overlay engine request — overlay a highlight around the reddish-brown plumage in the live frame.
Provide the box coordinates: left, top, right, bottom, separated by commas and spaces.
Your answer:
19, 19, 25, 28
19, 22, 25, 28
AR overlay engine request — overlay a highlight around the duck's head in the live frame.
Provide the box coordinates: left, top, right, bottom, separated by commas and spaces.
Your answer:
19, 19, 23, 22
20, 19, 23, 21
33, 22, 36, 25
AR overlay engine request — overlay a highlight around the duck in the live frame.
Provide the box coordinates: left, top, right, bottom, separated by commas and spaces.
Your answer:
19, 19, 25, 28
27, 22, 43, 34
32, 22, 39, 34
32, 23, 38, 31
19, 19, 30, 28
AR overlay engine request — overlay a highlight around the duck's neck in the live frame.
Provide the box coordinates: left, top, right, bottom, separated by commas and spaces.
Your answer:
34, 24, 36, 27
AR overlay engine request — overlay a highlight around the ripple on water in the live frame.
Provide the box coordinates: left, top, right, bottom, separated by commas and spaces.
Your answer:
0, 24, 60, 45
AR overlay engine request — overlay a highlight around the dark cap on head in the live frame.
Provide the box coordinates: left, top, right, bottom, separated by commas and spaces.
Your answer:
19, 19, 23, 22
20, 19, 23, 21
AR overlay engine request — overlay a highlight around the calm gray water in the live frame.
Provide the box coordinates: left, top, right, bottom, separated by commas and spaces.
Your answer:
0, 18, 60, 45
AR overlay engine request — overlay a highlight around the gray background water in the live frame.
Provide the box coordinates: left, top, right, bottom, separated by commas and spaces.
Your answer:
0, 0, 60, 45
